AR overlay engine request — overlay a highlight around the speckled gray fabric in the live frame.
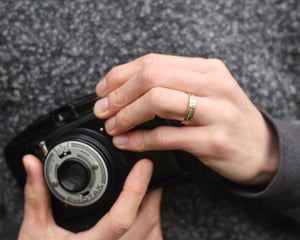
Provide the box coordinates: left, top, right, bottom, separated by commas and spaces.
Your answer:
1, 0, 300, 239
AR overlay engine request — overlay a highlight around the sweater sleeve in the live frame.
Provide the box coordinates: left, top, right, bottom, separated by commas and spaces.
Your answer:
224, 111, 300, 221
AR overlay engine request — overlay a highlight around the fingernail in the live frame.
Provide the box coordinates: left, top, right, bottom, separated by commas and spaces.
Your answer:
140, 161, 152, 180
105, 116, 116, 133
94, 98, 108, 115
113, 135, 128, 148
96, 78, 107, 96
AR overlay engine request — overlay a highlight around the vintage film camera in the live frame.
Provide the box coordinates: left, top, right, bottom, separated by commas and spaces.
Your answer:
5, 94, 196, 232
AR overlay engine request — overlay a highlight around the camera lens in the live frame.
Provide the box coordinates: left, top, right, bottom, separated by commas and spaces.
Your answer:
57, 159, 90, 193
44, 140, 109, 207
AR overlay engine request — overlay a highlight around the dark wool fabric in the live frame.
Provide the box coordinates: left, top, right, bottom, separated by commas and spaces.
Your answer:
1, 0, 300, 239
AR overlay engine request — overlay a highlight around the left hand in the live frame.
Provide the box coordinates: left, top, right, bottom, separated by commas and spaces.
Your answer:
18, 155, 163, 240
93, 53, 279, 186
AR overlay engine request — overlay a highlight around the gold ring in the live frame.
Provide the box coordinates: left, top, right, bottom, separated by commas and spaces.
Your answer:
182, 93, 197, 125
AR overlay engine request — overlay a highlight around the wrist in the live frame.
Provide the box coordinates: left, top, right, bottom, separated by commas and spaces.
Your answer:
249, 113, 280, 186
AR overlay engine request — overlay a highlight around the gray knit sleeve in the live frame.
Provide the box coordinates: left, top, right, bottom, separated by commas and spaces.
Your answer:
225, 112, 300, 222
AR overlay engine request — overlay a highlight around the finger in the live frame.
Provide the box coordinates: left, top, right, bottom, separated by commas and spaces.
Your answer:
119, 189, 163, 240
96, 53, 224, 98
96, 61, 140, 97
104, 88, 190, 135
112, 126, 215, 159
22, 155, 54, 224
96, 54, 206, 97
83, 159, 153, 240
104, 87, 217, 136
94, 67, 214, 119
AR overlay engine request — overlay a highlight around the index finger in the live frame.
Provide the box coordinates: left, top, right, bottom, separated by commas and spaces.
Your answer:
80, 159, 153, 240
96, 53, 206, 97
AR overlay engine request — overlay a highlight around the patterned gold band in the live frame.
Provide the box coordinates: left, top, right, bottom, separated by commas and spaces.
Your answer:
182, 93, 197, 124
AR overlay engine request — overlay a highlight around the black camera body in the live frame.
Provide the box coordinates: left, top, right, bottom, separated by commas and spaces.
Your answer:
5, 94, 193, 232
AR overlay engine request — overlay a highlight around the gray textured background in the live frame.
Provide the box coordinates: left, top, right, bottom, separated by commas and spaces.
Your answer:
1, 0, 300, 239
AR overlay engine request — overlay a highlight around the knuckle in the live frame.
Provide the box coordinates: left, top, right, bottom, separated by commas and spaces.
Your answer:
140, 64, 160, 85
151, 128, 169, 148
107, 66, 122, 81
221, 77, 236, 96
194, 57, 205, 64
24, 185, 38, 206
133, 130, 148, 151
215, 76, 237, 96
208, 58, 226, 69
140, 53, 160, 65
210, 129, 231, 154
110, 217, 133, 235
147, 87, 164, 109
109, 88, 127, 108
116, 110, 132, 129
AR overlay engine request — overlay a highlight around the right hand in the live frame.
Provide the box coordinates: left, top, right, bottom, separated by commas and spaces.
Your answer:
18, 155, 163, 240
94, 53, 279, 186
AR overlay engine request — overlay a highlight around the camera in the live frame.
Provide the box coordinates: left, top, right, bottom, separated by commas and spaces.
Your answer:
5, 94, 195, 232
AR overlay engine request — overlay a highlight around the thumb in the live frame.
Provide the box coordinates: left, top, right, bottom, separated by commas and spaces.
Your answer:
22, 155, 53, 224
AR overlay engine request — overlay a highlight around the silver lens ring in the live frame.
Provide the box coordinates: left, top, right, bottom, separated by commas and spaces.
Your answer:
44, 140, 109, 207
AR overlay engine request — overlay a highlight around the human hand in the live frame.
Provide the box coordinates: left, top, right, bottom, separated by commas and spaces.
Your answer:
18, 155, 163, 240
94, 53, 279, 185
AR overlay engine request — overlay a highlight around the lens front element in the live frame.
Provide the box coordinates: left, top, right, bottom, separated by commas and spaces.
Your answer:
57, 159, 91, 193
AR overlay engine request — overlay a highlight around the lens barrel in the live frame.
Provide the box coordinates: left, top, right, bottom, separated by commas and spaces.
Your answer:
44, 140, 109, 207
